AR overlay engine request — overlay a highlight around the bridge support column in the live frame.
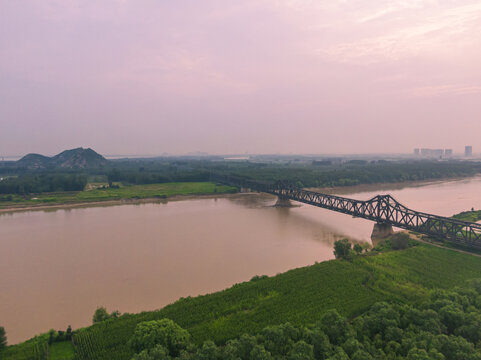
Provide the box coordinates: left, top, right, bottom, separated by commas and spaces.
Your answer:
275, 196, 292, 207
371, 223, 393, 241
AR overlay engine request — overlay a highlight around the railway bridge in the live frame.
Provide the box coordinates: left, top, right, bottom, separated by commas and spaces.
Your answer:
215, 175, 481, 250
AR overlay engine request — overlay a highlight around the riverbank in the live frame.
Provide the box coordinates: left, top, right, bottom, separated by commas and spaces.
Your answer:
5, 239, 481, 360
310, 175, 480, 196
0, 182, 237, 213
1, 176, 475, 214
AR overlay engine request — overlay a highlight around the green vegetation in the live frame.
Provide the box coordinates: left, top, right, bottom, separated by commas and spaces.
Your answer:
0, 326, 75, 360
5, 241, 481, 359
129, 319, 190, 356
93, 306, 121, 323
390, 233, 410, 250
3, 155, 481, 195
1, 334, 49, 360
0, 182, 237, 209
127, 282, 481, 359
0, 173, 88, 194
70, 243, 481, 359
453, 209, 481, 223
333, 239, 353, 260
48, 341, 75, 360
221, 160, 481, 188
0, 336, 74, 360
0, 326, 6, 350
2, 154, 481, 210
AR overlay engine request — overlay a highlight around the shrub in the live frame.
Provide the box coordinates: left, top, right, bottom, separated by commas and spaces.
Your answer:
353, 244, 363, 255
129, 319, 190, 356
0, 326, 6, 350
93, 307, 111, 324
333, 239, 352, 260
391, 233, 410, 250
92, 306, 121, 324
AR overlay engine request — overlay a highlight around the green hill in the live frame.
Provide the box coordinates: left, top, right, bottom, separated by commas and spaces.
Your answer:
17, 148, 107, 169
4, 242, 481, 360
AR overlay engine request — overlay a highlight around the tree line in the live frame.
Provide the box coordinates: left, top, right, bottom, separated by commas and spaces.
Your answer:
0, 173, 87, 194
2, 159, 480, 195
124, 280, 481, 359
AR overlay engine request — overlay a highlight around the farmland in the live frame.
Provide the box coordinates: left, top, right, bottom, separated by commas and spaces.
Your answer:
4, 241, 481, 359
0, 182, 237, 210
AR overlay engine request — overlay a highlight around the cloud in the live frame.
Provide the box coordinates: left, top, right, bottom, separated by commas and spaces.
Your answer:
411, 85, 481, 97
310, 1, 481, 64
1, 0, 481, 155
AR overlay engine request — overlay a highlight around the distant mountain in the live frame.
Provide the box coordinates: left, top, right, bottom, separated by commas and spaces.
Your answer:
17, 148, 108, 169
16, 153, 51, 169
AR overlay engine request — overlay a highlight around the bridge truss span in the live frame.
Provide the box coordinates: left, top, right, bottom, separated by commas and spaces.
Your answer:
215, 175, 481, 250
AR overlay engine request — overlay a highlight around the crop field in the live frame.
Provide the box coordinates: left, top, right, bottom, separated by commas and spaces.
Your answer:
0, 182, 237, 209
1, 340, 47, 360
5, 242, 481, 359
58, 244, 481, 359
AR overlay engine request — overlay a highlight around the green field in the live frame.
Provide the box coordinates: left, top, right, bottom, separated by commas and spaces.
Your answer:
0, 182, 237, 209
5, 242, 481, 359
453, 209, 481, 222
66, 243, 481, 359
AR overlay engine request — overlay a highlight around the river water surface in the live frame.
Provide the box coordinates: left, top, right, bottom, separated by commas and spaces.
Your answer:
2, 176, 481, 343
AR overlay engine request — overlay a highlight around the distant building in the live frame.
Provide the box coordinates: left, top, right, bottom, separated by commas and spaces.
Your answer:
421, 148, 444, 158
445, 149, 453, 157
414, 148, 420, 156
465, 146, 473, 157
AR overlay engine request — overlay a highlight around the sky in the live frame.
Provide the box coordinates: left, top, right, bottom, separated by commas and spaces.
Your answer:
1, 0, 481, 156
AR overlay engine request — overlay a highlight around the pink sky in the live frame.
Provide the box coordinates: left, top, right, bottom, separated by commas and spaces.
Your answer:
1, 0, 480, 156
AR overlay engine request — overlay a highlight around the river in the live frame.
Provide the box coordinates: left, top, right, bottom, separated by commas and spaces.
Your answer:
1, 176, 481, 344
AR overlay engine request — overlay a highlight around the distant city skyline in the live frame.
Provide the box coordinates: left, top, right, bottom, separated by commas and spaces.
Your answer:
1, 1, 481, 156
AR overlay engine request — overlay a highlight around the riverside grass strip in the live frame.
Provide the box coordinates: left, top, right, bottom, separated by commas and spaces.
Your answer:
0, 182, 237, 209
6, 243, 481, 360
70, 244, 481, 359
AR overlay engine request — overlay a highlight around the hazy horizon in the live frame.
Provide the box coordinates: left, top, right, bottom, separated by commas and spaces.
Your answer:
2, 1, 480, 156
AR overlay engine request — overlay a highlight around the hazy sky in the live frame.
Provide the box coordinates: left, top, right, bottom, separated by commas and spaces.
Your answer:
1, 0, 480, 156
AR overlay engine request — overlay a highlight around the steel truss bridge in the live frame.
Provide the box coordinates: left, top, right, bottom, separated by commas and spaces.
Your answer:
215, 175, 481, 250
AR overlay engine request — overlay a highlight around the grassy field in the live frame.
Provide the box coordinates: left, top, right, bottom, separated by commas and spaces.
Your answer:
49, 341, 75, 360
0, 182, 237, 209
5, 241, 481, 360
453, 209, 481, 222
1, 337, 74, 360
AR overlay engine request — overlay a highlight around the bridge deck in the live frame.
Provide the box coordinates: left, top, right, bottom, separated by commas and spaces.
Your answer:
216, 176, 481, 250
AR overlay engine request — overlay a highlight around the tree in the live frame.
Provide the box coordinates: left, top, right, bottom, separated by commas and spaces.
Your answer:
195, 340, 219, 360
131, 344, 171, 360
333, 239, 352, 260
318, 310, 352, 346
48, 329, 57, 344
129, 319, 190, 356
66, 325, 73, 341
287, 341, 314, 360
250, 345, 272, 360
92, 306, 110, 324
0, 326, 7, 350
353, 244, 363, 255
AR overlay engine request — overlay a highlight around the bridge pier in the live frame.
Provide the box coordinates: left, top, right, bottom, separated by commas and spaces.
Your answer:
275, 196, 293, 207
371, 223, 393, 241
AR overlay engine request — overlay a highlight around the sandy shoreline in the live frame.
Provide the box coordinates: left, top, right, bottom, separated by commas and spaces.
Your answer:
2, 176, 479, 215
0, 193, 255, 214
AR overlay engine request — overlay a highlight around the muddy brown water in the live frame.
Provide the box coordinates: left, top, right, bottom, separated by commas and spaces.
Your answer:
2, 176, 481, 344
